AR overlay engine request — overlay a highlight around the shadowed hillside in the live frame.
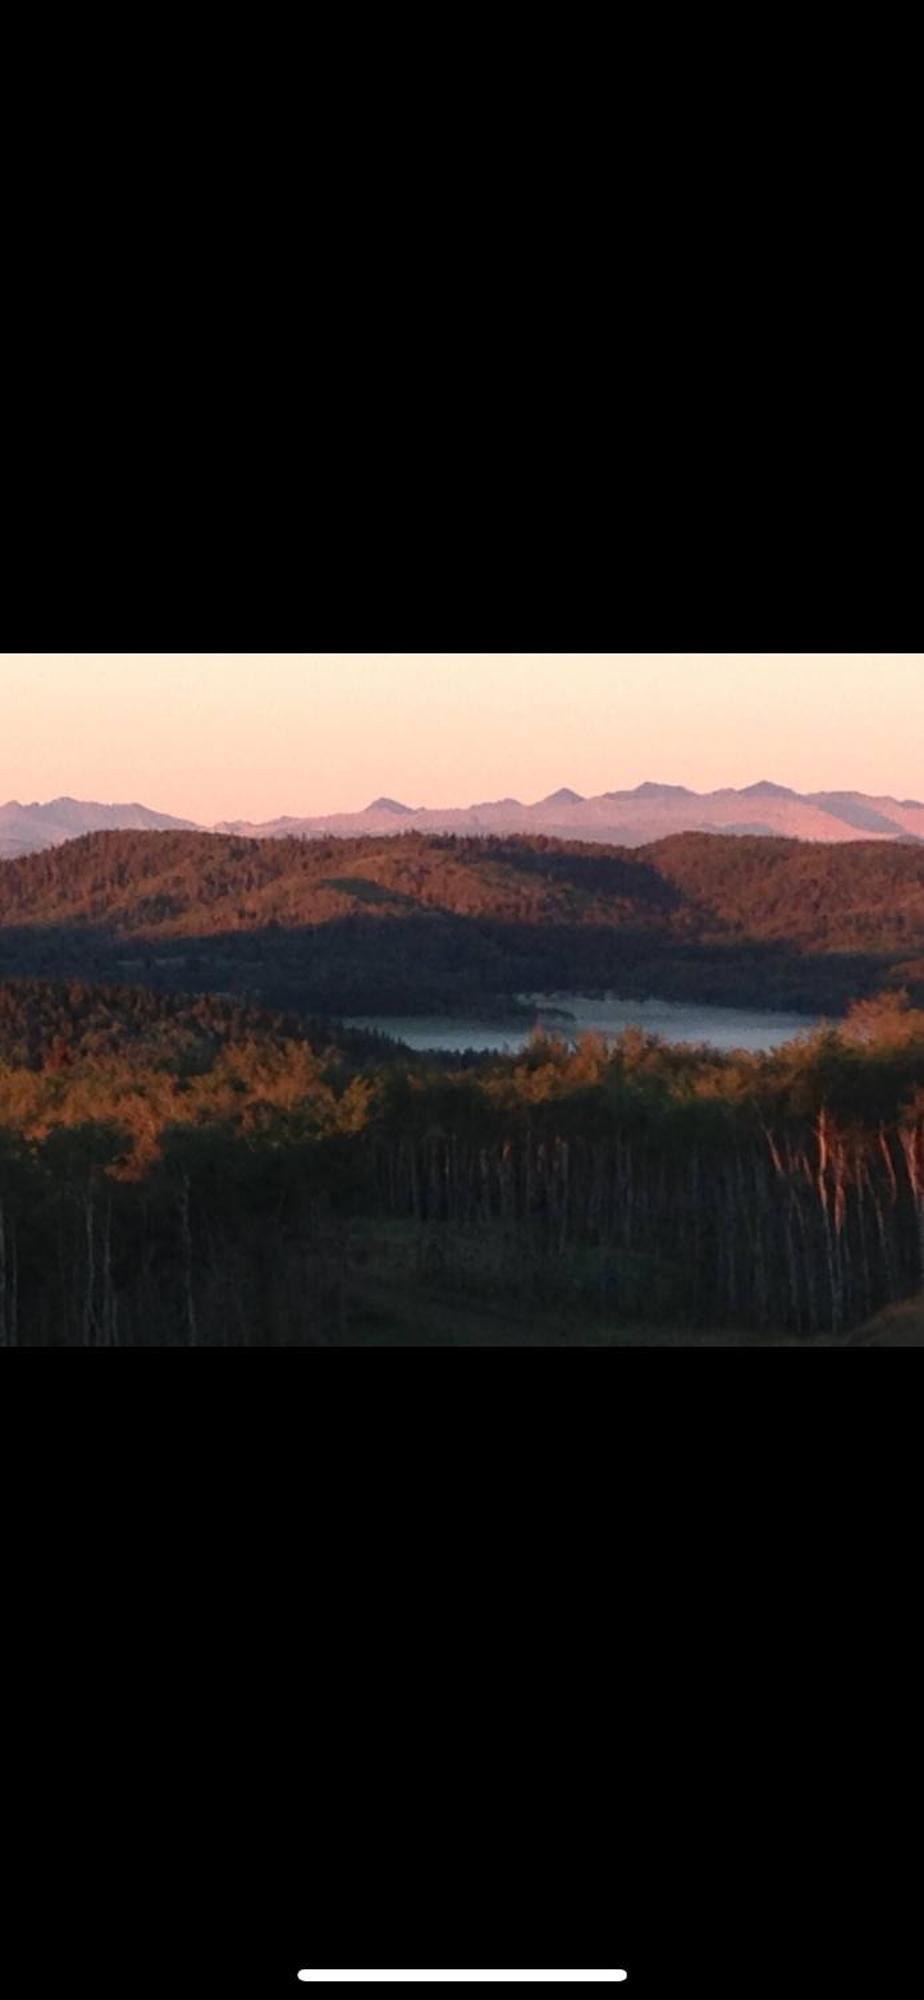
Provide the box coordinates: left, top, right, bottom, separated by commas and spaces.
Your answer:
3, 828, 924, 1014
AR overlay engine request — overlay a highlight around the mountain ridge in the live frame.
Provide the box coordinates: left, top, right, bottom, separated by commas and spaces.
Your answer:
0, 796, 198, 859
214, 781, 924, 847
3, 781, 924, 859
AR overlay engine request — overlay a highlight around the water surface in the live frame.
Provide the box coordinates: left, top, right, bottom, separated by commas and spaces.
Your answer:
345, 994, 820, 1056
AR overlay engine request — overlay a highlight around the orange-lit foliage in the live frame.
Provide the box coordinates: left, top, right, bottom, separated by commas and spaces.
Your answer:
4, 978, 924, 1343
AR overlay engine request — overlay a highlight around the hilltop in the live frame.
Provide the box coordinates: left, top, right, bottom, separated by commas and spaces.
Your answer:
3, 827, 924, 1015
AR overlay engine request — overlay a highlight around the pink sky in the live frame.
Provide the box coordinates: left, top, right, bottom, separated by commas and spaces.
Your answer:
3, 653, 922, 823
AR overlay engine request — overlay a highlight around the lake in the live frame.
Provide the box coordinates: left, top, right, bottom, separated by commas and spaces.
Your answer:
344, 994, 821, 1056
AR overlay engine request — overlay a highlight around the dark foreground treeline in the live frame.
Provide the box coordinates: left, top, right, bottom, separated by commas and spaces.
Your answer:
2, 982, 924, 1343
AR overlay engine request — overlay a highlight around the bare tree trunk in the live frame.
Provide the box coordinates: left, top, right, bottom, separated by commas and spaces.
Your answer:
83, 1187, 97, 1347
179, 1175, 198, 1347
0, 1199, 6, 1348
898, 1121, 924, 1289
9, 1221, 17, 1349
815, 1109, 841, 1334
102, 1196, 115, 1347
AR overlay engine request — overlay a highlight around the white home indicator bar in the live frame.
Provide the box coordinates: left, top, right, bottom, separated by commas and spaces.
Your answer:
296, 1977, 628, 1986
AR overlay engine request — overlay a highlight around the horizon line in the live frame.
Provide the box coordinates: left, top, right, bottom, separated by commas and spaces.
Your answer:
5, 778, 924, 824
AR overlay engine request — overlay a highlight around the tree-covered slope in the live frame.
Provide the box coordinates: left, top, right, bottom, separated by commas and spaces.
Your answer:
0, 829, 680, 931
4, 976, 924, 1343
3, 828, 924, 1013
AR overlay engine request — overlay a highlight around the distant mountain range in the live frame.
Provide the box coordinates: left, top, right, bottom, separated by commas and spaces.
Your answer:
0, 797, 197, 860
3, 782, 924, 860
215, 780, 924, 847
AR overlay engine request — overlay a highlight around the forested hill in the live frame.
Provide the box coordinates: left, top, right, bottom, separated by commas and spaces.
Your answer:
2, 828, 924, 1014
6, 825, 924, 941
0, 828, 680, 931
0, 979, 400, 1073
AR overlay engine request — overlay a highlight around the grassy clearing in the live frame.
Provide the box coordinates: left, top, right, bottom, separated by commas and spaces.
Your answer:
849, 1296, 924, 1346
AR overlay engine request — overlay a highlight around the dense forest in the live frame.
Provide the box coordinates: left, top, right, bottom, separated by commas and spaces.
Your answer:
3, 827, 924, 1015
3, 977, 924, 1344
5, 831, 924, 1344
